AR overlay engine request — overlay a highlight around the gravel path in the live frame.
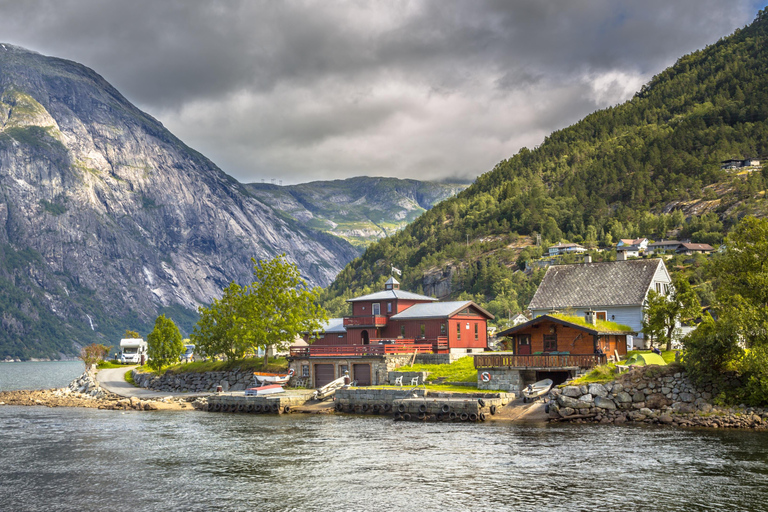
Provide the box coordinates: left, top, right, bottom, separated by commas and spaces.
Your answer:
97, 366, 210, 399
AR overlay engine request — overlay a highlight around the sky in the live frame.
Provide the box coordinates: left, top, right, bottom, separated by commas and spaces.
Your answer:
1, 1, 766, 185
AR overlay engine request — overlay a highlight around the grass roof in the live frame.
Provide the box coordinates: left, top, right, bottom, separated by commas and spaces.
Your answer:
550, 313, 633, 333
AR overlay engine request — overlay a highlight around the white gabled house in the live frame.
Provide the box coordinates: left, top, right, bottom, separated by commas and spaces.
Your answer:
527, 258, 672, 349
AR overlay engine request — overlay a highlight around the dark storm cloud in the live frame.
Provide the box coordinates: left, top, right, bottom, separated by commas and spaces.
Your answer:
0, 0, 763, 183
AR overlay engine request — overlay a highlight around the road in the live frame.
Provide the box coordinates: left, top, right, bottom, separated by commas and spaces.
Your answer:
96, 366, 210, 399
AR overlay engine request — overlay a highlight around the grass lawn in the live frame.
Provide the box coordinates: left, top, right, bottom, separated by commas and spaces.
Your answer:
571, 350, 679, 384
125, 368, 136, 386
97, 361, 126, 370
135, 357, 289, 376
393, 356, 477, 383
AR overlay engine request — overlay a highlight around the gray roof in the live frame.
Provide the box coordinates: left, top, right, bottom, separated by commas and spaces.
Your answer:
347, 289, 438, 303
314, 318, 346, 334
528, 259, 666, 310
390, 301, 493, 320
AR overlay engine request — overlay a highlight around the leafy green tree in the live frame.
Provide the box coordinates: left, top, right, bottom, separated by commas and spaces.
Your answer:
642, 275, 701, 351
146, 314, 183, 371
191, 255, 327, 366
249, 255, 327, 366
191, 282, 254, 361
124, 329, 140, 339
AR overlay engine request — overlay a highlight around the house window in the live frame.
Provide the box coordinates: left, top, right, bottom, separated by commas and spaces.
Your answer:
457, 323, 461, 340
440, 323, 446, 335
474, 323, 479, 340
656, 283, 662, 293
664, 284, 669, 294
387, 302, 392, 314
400, 325, 406, 337
420, 324, 426, 337
596, 312, 607, 321
301, 365, 309, 377
372, 303, 380, 315
543, 334, 557, 352
338, 334, 344, 338
319, 333, 325, 339
466, 322, 470, 330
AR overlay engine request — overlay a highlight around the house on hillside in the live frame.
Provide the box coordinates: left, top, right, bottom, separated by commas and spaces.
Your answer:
289, 277, 493, 387
646, 240, 682, 254
676, 243, 714, 255
616, 238, 649, 258
721, 157, 761, 169
526, 257, 672, 349
548, 242, 587, 257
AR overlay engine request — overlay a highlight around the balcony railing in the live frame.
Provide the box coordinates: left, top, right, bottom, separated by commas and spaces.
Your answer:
290, 337, 449, 358
474, 353, 606, 370
343, 315, 388, 327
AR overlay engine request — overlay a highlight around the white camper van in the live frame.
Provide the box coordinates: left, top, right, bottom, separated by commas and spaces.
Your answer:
119, 338, 148, 364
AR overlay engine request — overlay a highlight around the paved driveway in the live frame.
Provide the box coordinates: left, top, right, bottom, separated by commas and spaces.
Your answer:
97, 366, 210, 399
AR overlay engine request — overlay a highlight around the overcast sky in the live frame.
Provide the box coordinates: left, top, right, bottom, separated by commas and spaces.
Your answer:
1, 1, 766, 184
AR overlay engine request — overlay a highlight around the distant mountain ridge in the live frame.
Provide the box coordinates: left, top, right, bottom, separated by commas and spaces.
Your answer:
0, 44, 448, 359
245, 177, 467, 247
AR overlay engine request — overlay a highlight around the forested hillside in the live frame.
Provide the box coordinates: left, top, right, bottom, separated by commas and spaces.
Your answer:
320, 9, 768, 324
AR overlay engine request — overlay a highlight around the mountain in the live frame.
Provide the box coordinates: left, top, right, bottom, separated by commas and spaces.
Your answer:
320, 8, 768, 322
244, 177, 467, 247
0, 44, 365, 359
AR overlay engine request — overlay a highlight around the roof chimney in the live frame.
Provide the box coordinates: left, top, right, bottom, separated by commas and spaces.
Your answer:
585, 310, 597, 326
616, 250, 627, 261
584, 254, 592, 264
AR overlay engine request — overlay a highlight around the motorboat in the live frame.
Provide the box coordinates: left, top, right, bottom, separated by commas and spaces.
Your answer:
522, 379, 553, 402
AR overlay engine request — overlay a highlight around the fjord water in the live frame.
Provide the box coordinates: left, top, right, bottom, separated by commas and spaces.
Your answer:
2, 407, 768, 511
0, 361, 84, 391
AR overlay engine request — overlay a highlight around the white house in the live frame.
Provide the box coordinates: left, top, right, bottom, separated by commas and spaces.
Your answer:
527, 258, 672, 349
548, 242, 587, 257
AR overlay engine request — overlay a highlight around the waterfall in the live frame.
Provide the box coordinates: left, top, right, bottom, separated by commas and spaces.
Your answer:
86, 314, 95, 331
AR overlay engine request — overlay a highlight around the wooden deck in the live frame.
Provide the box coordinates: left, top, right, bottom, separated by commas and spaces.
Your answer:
290, 338, 448, 358
474, 353, 606, 370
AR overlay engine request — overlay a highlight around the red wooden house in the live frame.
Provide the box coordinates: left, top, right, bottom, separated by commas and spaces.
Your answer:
289, 277, 493, 387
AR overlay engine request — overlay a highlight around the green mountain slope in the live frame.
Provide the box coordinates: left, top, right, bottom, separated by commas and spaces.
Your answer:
320, 8, 768, 323
245, 177, 467, 248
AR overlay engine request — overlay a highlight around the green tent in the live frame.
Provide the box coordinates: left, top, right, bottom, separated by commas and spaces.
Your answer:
625, 352, 667, 366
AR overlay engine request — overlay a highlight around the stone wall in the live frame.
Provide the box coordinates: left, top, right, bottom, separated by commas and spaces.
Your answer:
132, 369, 256, 393
476, 368, 534, 396
415, 353, 466, 365
548, 365, 768, 429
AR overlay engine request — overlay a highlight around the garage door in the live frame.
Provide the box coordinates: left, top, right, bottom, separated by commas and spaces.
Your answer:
314, 364, 335, 388
353, 364, 371, 386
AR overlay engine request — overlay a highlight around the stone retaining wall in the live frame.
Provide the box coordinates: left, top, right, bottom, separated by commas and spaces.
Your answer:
549, 365, 768, 429
132, 369, 256, 393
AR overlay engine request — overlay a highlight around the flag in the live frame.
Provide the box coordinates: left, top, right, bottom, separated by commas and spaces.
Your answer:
391, 266, 402, 276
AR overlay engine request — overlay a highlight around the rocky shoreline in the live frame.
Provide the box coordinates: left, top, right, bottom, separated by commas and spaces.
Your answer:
0, 368, 198, 411
548, 364, 768, 430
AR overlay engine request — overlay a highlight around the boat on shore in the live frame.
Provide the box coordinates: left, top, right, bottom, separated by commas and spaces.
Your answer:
244, 384, 285, 396
252, 368, 295, 385
522, 379, 553, 403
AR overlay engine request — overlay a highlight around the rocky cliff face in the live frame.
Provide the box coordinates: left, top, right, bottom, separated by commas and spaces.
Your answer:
0, 44, 359, 358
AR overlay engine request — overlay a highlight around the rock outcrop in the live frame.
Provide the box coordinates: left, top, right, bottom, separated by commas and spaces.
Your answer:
0, 44, 360, 358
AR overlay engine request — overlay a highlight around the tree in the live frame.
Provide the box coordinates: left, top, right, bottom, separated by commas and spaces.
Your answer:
191, 282, 254, 361
79, 343, 109, 368
191, 254, 327, 366
146, 314, 183, 371
249, 255, 327, 366
643, 275, 701, 351
124, 329, 140, 339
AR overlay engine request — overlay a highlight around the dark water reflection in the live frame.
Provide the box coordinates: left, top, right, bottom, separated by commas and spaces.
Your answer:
1, 406, 767, 511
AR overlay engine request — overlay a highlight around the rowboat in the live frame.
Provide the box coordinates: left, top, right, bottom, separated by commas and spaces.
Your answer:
244, 384, 285, 396
253, 368, 295, 385
522, 379, 553, 402
313, 375, 348, 401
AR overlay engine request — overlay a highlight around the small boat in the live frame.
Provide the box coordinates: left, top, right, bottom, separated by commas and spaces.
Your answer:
244, 384, 285, 396
522, 379, 553, 403
253, 368, 295, 385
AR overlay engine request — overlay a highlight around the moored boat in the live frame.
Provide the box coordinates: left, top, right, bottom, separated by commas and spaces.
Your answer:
522, 379, 553, 403
253, 368, 295, 385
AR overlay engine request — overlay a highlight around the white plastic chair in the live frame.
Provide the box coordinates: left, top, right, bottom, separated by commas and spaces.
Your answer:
410, 376, 420, 386
394, 376, 403, 386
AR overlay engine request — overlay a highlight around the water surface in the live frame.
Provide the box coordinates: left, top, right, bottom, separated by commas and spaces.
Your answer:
1, 406, 767, 512
0, 361, 84, 391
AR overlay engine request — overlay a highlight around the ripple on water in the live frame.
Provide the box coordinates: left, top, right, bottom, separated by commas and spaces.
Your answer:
1, 407, 768, 511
